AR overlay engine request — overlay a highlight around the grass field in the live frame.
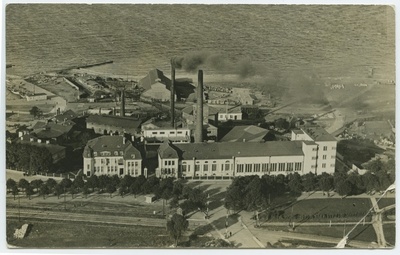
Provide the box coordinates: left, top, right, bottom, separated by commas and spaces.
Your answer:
7, 218, 171, 248
265, 198, 373, 222
263, 223, 378, 244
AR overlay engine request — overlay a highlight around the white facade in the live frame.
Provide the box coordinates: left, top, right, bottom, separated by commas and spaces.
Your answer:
142, 128, 191, 144
218, 112, 242, 121
156, 126, 337, 179
83, 136, 142, 177
291, 128, 337, 174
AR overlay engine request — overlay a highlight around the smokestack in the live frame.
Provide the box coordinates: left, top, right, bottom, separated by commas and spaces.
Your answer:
121, 90, 125, 117
170, 59, 175, 128
195, 70, 204, 143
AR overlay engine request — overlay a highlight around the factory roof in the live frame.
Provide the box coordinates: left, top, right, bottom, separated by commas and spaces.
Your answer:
32, 121, 74, 139
213, 106, 242, 114
220, 125, 270, 142
83, 136, 142, 160
182, 104, 220, 116
161, 141, 304, 160
52, 110, 78, 123
86, 115, 142, 130
301, 126, 336, 142
158, 141, 179, 159
139, 69, 171, 90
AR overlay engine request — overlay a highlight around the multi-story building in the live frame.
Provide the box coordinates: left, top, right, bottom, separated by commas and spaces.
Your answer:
141, 118, 191, 144
83, 136, 142, 177
291, 126, 337, 175
156, 126, 337, 179
86, 115, 142, 137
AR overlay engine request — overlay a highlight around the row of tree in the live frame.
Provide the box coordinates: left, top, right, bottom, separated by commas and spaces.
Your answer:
224, 168, 394, 214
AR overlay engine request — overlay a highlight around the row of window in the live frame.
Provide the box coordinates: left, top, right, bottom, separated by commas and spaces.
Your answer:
93, 151, 124, 157
151, 130, 188, 135
237, 162, 302, 173
164, 160, 176, 166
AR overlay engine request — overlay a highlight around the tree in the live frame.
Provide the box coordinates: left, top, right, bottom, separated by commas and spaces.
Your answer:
172, 180, 184, 198
46, 178, 57, 192
182, 186, 193, 199
98, 175, 110, 192
31, 179, 44, 193
106, 184, 116, 198
26, 185, 34, 200
166, 214, 189, 247
29, 106, 42, 119
302, 172, 317, 192
82, 184, 91, 198
69, 185, 77, 199
288, 173, 303, 195
245, 177, 266, 212
169, 197, 179, 209
39, 184, 50, 199
336, 180, 352, 196
72, 176, 85, 192
54, 183, 64, 199
225, 185, 244, 213
18, 179, 30, 192
119, 186, 127, 198
11, 186, 19, 200
361, 172, 380, 193
318, 173, 334, 196
6, 178, 17, 192
87, 175, 99, 192
60, 178, 73, 189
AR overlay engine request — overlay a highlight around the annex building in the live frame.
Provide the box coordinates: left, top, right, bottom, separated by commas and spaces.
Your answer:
83, 136, 142, 177
156, 126, 337, 179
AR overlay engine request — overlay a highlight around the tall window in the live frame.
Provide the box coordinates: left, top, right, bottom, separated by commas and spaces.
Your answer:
212, 164, 217, 171
323, 146, 327, 151
322, 163, 326, 168
225, 161, 230, 171
270, 163, 277, 172
322, 155, 327, 160
287, 163, 293, 171
295, 162, 302, 171
204, 164, 209, 171
278, 163, 285, 171
237, 164, 244, 173
195, 164, 200, 172
262, 163, 268, 172
254, 164, 261, 172
245, 164, 252, 173
181, 164, 187, 172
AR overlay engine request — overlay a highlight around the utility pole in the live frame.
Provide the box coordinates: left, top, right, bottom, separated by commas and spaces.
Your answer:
64, 186, 66, 211
18, 192, 21, 222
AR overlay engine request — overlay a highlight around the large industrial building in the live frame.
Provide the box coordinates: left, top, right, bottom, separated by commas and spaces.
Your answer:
83, 136, 143, 177
156, 126, 337, 179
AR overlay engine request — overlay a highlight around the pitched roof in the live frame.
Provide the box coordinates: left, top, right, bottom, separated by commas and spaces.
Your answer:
158, 141, 179, 159
83, 136, 142, 160
86, 115, 142, 129
301, 126, 336, 142
164, 141, 304, 160
182, 104, 219, 116
220, 125, 269, 142
139, 69, 171, 90
53, 110, 78, 123
32, 122, 74, 139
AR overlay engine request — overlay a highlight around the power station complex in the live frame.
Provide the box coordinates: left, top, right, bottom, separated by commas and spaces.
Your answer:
83, 62, 337, 179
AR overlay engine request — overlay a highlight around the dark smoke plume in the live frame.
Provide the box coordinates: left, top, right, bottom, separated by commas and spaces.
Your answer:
172, 51, 261, 78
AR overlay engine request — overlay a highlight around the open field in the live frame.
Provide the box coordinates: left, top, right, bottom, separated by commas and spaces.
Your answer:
262, 224, 380, 244
6, 218, 171, 248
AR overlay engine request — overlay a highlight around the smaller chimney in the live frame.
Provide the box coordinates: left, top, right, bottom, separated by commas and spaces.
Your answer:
46, 140, 50, 144
30, 137, 34, 142
38, 139, 42, 143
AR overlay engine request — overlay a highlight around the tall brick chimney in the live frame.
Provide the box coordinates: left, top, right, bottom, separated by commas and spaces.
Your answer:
120, 89, 125, 117
195, 70, 204, 143
170, 59, 175, 128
